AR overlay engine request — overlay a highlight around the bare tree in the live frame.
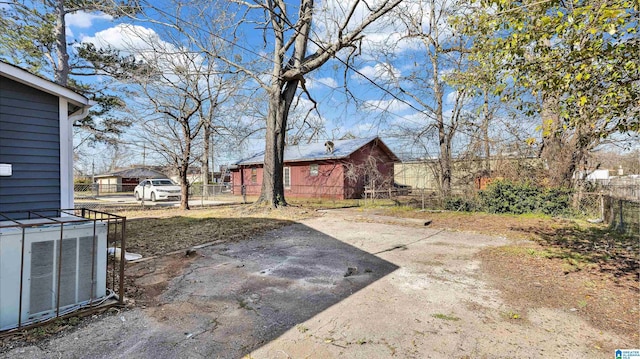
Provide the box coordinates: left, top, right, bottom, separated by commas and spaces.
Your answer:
134, 63, 205, 209
389, 0, 470, 197
197, 56, 249, 193
251, 0, 403, 206
141, 0, 403, 207
82, 18, 250, 209
344, 154, 394, 201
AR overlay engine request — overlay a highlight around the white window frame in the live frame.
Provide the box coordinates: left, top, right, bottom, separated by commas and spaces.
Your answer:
283, 167, 291, 189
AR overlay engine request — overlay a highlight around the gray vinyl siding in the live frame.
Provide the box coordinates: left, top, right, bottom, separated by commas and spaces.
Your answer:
0, 76, 61, 214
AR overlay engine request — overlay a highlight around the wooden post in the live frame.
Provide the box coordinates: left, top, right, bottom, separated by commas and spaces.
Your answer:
599, 191, 604, 221
618, 199, 624, 232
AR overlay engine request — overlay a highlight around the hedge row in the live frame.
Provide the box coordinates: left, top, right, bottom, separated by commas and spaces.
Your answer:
444, 180, 573, 216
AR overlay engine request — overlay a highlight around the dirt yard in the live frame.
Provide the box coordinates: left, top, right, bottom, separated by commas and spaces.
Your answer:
1, 207, 637, 358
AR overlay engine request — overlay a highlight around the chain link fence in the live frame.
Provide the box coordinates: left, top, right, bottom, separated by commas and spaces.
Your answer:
74, 183, 98, 199
604, 196, 639, 235
570, 192, 639, 235
74, 184, 137, 198
74, 183, 241, 212
74, 181, 638, 235
391, 188, 639, 235
189, 183, 232, 198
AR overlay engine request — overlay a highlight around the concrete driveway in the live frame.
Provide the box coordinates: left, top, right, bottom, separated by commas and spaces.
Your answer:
4, 210, 628, 358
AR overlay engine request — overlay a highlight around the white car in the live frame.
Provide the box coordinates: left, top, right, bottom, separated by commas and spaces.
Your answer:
134, 179, 181, 202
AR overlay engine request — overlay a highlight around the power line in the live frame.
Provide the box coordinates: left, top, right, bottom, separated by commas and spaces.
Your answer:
130, 0, 527, 146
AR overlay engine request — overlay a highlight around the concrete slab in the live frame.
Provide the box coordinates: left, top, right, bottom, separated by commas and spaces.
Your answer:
1, 210, 630, 358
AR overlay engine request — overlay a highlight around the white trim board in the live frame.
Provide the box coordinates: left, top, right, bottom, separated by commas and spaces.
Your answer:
59, 98, 74, 209
0, 62, 90, 107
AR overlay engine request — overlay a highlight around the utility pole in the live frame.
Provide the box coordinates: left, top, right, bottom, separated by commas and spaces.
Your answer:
92, 158, 96, 196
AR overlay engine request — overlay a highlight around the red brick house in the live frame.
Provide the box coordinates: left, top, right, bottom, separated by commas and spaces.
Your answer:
230, 137, 400, 199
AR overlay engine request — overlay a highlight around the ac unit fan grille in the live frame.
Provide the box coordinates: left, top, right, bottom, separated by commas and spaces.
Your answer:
29, 236, 99, 317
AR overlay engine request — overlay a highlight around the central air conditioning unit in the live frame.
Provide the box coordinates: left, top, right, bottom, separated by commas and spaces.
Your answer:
0, 217, 108, 330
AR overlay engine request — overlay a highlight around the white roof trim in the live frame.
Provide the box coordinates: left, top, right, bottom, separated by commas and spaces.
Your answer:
0, 62, 91, 106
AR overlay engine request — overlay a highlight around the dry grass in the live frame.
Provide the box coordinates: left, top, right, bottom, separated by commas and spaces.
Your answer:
479, 244, 639, 345
119, 204, 316, 257
116, 199, 392, 257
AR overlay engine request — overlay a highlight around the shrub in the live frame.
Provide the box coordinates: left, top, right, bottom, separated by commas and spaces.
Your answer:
479, 180, 572, 215
538, 187, 573, 216
480, 180, 536, 214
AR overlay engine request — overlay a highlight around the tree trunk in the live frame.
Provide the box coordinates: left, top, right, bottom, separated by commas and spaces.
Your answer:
482, 86, 491, 173
180, 135, 191, 210
438, 136, 452, 198
180, 165, 190, 210
256, 0, 310, 208
258, 79, 298, 207
202, 124, 210, 196
434, 70, 451, 198
541, 95, 572, 188
259, 89, 283, 207
53, 0, 69, 85
540, 95, 594, 189
428, 0, 451, 199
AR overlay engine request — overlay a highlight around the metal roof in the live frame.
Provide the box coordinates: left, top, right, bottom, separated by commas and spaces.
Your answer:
94, 167, 167, 179
235, 136, 399, 165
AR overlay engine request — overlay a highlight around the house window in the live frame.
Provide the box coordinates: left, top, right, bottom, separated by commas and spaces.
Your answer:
283, 167, 291, 189
310, 164, 319, 177
250, 168, 257, 183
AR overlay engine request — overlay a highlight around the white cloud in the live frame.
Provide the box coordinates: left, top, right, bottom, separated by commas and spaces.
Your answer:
66, 11, 113, 28
82, 24, 203, 70
362, 99, 410, 113
445, 90, 458, 105
81, 24, 165, 55
307, 76, 339, 89
353, 63, 400, 82
310, 0, 458, 60
398, 111, 432, 124
81, 24, 214, 90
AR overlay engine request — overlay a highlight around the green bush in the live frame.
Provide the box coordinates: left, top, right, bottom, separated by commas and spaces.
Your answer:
538, 187, 573, 216
479, 180, 572, 215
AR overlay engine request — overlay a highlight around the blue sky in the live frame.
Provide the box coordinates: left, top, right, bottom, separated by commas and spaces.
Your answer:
63, 6, 398, 166
60, 1, 542, 174
6, 1, 637, 176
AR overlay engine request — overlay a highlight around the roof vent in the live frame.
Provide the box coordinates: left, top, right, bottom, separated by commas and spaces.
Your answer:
325, 141, 334, 154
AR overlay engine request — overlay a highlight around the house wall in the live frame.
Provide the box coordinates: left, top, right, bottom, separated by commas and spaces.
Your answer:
230, 140, 397, 200
394, 162, 438, 190
96, 177, 122, 193
231, 166, 263, 196
0, 76, 61, 213
170, 173, 201, 185
343, 141, 396, 198
287, 162, 346, 199
394, 157, 544, 191
231, 162, 348, 199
